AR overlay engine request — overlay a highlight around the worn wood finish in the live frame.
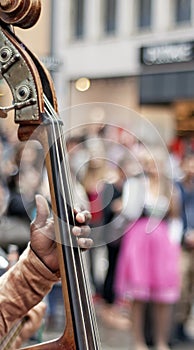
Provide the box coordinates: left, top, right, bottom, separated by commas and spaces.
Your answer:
18, 124, 77, 350
0, 0, 41, 28
0, 23, 77, 349
0, 4, 101, 348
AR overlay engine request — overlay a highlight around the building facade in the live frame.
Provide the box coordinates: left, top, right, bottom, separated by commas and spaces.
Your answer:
2, 0, 194, 147
49, 0, 194, 146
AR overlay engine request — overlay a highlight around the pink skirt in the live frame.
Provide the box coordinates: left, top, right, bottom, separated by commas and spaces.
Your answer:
114, 217, 181, 303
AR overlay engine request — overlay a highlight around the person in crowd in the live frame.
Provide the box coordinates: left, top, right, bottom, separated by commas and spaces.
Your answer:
115, 148, 182, 350
0, 194, 92, 345
100, 158, 132, 330
81, 156, 106, 296
7, 142, 43, 223
1, 142, 44, 257
102, 160, 126, 304
174, 152, 194, 343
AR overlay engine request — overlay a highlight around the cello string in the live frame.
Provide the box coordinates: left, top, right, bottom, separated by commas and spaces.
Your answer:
56, 122, 101, 346
43, 99, 91, 296
82, 252, 101, 345
43, 102, 90, 349
0, 21, 100, 349
43, 99, 92, 277
43, 95, 100, 335
43, 96, 75, 219
43, 95, 100, 347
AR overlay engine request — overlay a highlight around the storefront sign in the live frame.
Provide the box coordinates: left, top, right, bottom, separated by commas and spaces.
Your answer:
141, 42, 194, 65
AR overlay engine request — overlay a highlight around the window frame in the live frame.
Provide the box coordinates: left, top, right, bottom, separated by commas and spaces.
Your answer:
175, 0, 191, 24
104, 0, 117, 35
137, 0, 152, 29
73, 0, 85, 39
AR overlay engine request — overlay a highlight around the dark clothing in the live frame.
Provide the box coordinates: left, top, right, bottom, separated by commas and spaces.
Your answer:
103, 244, 120, 303
176, 180, 194, 243
102, 182, 123, 304
175, 180, 194, 340
7, 192, 35, 222
102, 183, 122, 226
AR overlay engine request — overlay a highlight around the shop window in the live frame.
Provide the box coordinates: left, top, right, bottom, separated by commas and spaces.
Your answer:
140, 71, 194, 104
73, 0, 85, 38
138, 0, 152, 28
104, 0, 116, 34
175, 0, 191, 23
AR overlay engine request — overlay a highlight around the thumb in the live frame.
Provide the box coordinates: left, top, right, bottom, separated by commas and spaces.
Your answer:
33, 194, 50, 228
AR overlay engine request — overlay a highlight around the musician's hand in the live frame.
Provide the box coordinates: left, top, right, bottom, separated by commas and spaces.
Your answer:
73, 207, 93, 250
10, 302, 46, 349
30, 194, 92, 273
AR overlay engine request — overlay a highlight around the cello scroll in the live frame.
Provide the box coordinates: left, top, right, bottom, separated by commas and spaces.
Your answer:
0, 0, 41, 28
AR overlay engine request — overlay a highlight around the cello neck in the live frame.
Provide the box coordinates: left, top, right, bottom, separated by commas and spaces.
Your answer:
0, 9, 101, 348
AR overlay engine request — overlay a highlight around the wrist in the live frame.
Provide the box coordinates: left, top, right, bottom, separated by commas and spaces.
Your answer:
29, 244, 59, 275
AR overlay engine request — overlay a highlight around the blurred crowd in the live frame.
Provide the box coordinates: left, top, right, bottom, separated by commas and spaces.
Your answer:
1, 121, 194, 349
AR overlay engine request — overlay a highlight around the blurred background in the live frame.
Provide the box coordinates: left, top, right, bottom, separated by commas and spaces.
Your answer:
2, 0, 194, 145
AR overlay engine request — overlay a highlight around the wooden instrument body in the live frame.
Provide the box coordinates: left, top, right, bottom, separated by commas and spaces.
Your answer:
0, 1, 101, 349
